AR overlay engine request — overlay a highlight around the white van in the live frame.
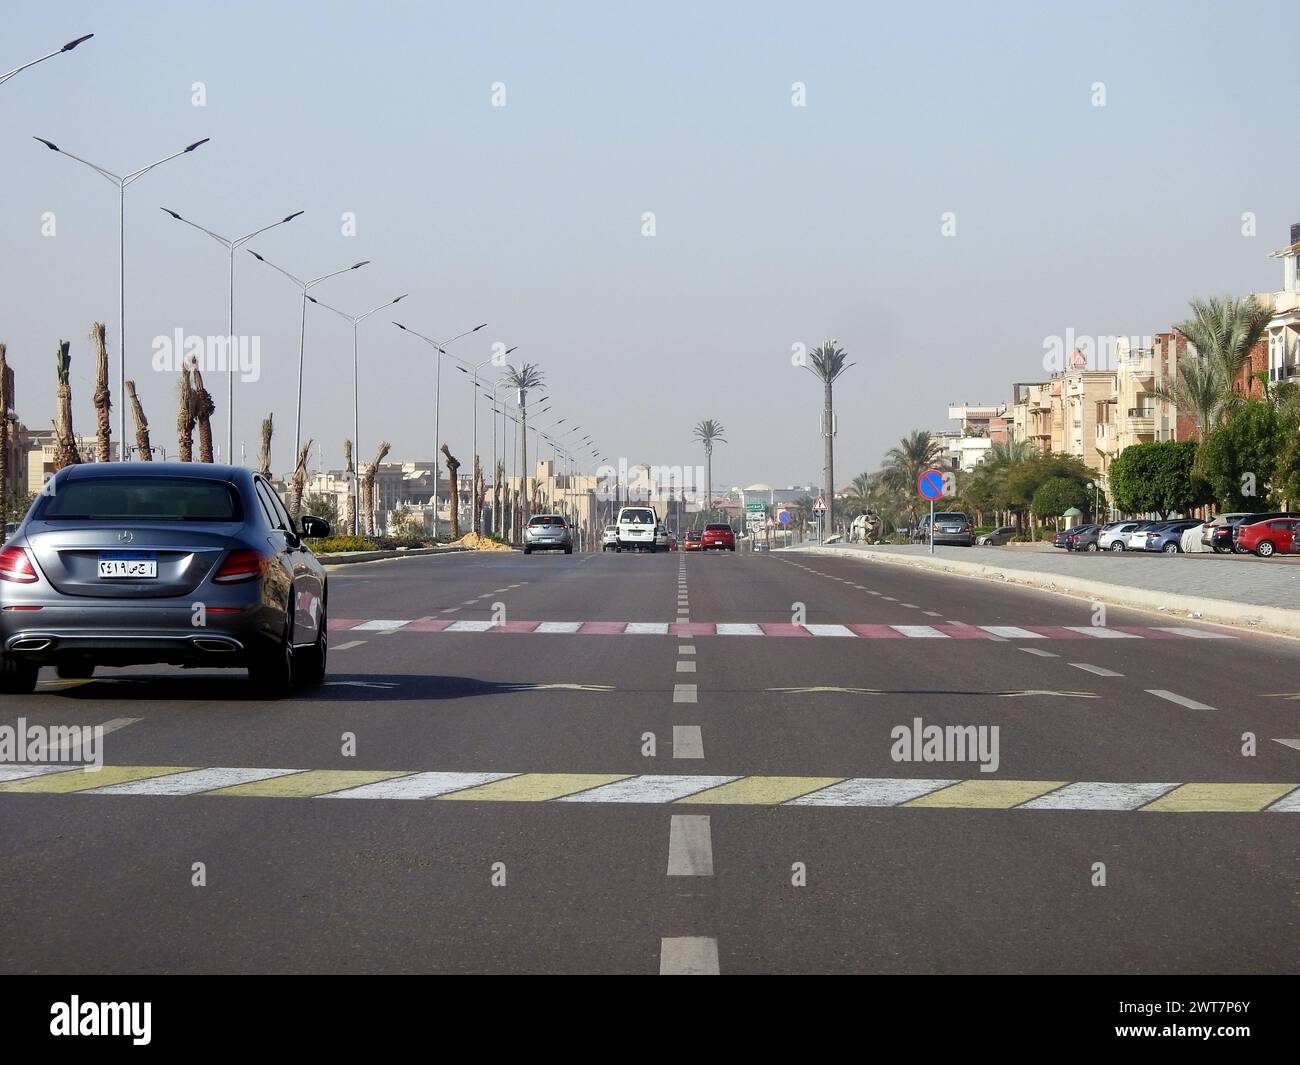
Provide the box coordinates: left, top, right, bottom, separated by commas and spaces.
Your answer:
615, 505, 659, 552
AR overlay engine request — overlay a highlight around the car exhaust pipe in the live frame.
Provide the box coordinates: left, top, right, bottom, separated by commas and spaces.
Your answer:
192, 638, 239, 653
9, 637, 52, 652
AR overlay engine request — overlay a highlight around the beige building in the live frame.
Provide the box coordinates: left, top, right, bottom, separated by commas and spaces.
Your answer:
1261, 222, 1300, 386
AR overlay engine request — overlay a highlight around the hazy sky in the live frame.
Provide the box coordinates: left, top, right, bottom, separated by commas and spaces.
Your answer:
2, 1, 1295, 488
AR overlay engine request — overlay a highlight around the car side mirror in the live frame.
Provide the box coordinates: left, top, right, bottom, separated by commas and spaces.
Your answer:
300, 516, 331, 539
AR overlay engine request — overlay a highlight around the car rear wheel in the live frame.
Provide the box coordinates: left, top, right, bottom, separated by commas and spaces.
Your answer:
295, 609, 328, 687
1086, 542, 1099, 552
0, 654, 39, 694
1163, 542, 1181, 554
1110, 542, 1125, 552
523, 546, 532, 555
249, 618, 295, 698
1257, 541, 1275, 557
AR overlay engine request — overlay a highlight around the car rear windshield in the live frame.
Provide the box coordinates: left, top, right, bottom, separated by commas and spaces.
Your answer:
529, 516, 565, 526
934, 513, 967, 522
37, 477, 241, 521
705, 524, 731, 531
620, 509, 655, 524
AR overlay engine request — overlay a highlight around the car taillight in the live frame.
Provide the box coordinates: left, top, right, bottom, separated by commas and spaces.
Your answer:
0, 546, 37, 583
213, 548, 265, 584
962, 523, 972, 532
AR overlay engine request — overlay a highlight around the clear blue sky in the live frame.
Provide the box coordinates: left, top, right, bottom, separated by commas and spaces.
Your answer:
2, 1, 1295, 486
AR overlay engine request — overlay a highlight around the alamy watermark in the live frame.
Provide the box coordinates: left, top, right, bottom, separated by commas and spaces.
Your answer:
151, 329, 261, 383
0, 718, 104, 768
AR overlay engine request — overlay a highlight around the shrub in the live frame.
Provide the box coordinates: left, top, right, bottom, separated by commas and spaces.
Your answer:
310, 535, 379, 554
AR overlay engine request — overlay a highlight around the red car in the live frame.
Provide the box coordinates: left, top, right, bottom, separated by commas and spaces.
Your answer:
1235, 518, 1300, 557
683, 531, 702, 552
700, 523, 736, 551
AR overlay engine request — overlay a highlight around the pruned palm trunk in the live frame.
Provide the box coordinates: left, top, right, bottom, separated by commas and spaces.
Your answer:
440, 444, 461, 540
363, 441, 390, 536
341, 438, 354, 533
53, 340, 82, 471
177, 364, 196, 462
258, 414, 274, 478
292, 439, 313, 520
493, 460, 504, 537
90, 322, 112, 462
473, 455, 484, 536
126, 381, 152, 460
190, 359, 216, 463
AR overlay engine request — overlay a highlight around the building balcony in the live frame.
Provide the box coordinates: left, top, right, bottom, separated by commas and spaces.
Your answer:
1125, 408, 1155, 432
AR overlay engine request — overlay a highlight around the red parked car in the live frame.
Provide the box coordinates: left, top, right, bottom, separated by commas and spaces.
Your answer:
1235, 518, 1300, 557
700, 523, 736, 551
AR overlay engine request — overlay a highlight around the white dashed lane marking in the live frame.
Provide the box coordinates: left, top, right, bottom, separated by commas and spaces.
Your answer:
1070, 663, 1124, 677
1147, 689, 1216, 711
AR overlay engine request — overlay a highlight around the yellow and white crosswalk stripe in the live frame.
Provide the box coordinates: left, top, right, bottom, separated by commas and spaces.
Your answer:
0, 764, 1297, 811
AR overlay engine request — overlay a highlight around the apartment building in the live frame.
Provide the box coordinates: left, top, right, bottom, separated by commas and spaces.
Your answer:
1261, 222, 1300, 386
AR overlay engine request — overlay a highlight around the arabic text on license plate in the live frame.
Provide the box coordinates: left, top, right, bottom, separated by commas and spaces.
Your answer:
98, 553, 158, 579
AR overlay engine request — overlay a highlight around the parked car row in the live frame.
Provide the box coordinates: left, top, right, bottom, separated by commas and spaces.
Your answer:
1045, 515, 1300, 556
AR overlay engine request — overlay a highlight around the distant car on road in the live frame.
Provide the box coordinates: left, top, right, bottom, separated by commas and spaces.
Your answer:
683, 530, 702, 552
976, 526, 1016, 546
700, 523, 735, 551
0, 462, 331, 696
1141, 519, 1202, 553
523, 514, 573, 554
601, 524, 619, 551
1236, 518, 1300, 557
615, 505, 658, 552
654, 525, 670, 551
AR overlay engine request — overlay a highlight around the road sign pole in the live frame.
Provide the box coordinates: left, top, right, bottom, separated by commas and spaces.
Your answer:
930, 498, 934, 555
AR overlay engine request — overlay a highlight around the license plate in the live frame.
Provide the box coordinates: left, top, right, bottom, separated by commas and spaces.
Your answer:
98, 552, 157, 579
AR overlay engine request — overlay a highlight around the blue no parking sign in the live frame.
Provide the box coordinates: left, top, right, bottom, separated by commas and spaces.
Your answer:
917, 469, 945, 501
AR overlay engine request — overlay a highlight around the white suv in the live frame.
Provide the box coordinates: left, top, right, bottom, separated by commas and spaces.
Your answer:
615, 506, 658, 552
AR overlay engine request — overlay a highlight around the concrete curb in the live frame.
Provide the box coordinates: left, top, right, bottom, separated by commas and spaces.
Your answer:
790, 545, 1300, 639
320, 546, 476, 567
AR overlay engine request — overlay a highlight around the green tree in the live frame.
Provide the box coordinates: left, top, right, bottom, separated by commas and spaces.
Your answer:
1107, 440, 1209, 518
1197, 399, 1285, 509
882, 430, 945, 522
1031, 477, 1087, 522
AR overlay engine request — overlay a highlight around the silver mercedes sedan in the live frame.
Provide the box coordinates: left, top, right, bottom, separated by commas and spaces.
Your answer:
0, 463, 331, 697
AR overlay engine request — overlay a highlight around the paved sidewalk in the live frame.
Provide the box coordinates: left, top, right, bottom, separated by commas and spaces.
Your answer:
790, 543, 1300, 635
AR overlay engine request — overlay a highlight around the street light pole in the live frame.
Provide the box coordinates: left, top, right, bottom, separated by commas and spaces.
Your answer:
35, 135, 209, 457
0, 34, 93, 87
309, 293, 408, 534
249, 253, 370, 478
161, 209, 304, 462
392, 321, 488, 539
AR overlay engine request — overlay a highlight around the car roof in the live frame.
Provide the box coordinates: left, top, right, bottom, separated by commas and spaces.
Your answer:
57, 461, 248, 482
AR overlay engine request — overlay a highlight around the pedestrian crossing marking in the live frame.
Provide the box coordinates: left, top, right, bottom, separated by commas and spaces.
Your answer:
1, 765, 1294, 811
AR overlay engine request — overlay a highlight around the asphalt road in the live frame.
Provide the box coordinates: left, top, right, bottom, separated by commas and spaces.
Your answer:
2, 547, 1298, 974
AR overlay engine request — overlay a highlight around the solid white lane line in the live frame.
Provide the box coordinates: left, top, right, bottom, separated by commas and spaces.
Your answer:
788, 778, 957, 806
333, 640, 367, 651
560, 775, 738, 804
1020, 647, 1059, 658
980, 626, 1044, 639
673, 684, 698, 704
804, 624, 855, 637
324, 771, 516, 800
1066, 626, 1140, 639
1153, 627, 1233, 639
1146, 689, 1216, 711
667, 815, 714, 875
353, 619, 409, 632
891, 625, 948, 638
678, 645, 696, 655
1020, 781, 1179, 810
676, 661, 697, 673
660, 936, 719, 975
672, 725, 705, 759
85, 766, 300, 796
1070, 663, 1124, 677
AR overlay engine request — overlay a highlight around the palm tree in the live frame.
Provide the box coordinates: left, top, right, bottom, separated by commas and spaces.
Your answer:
258, 414, 274, 477
52, 340, 81, 470
986, 438, 1037, 466
362, 441, 390, 536
292, 439, 312, 519
440, 444, 461, 540
176, 363, 196, 462
126, 380, 152, 461
90, 322, 111, 462
340, 437, 353, 532
882, 430, 945, 522
1152, 295, 1273, 440
691, 419, 727, 519
807, 340, 854, 532
504, 363, 545, 533
190, 358, 216, 463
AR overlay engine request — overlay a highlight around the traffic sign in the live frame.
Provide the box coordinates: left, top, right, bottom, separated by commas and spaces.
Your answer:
917, 469, 946, 501
745, 502, 765, 512
812, 497, 827, 513
777, 510, 790, 524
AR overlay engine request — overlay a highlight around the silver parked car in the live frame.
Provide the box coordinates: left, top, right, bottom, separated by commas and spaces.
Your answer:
523, 514, 573, 554
0, 463, 330, 696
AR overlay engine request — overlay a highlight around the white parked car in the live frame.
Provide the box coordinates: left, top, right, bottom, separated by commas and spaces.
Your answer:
1099, 521, 1141, 551
601, 525, 619, 551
